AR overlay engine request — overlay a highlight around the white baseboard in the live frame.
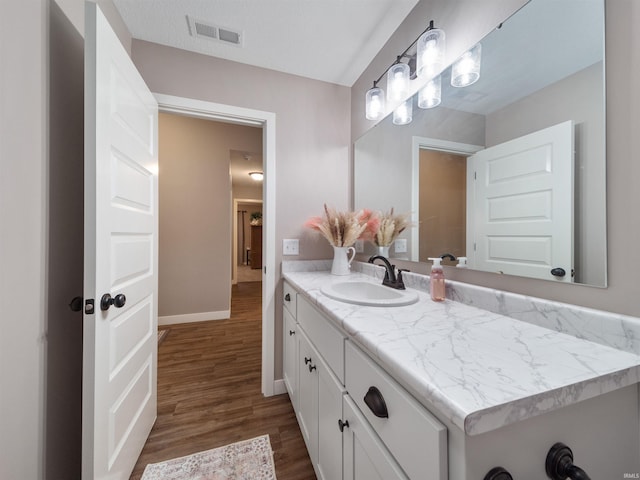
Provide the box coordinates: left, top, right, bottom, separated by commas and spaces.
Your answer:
272, 379, 287, 396
158, 310, 231, 326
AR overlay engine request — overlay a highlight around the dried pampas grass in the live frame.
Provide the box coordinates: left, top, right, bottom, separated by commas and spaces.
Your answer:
305, 204, 378, 247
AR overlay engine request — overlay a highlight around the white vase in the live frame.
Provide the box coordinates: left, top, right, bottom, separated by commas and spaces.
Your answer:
375, 245, 390, 257
331, 246, 356, 275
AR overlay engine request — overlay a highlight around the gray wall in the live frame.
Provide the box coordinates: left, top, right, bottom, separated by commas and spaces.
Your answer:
158, 113, 262, 317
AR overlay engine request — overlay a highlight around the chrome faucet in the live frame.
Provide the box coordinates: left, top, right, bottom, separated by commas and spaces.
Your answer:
368, 255, 406, 290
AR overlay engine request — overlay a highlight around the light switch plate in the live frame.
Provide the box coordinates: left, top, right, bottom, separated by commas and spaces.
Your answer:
283, 238, 299, 255
355, 239, 364, 253
394, 238, 407, 253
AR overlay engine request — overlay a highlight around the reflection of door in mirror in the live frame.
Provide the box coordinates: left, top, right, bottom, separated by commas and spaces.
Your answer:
418, 149, 467, 265
468, 121, 574, 282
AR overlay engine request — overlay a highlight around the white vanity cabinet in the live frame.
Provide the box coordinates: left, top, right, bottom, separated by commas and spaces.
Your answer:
283, 283, 346, 480
283, 283, 298, 406
342, 395, 409, 480
283, 281, 447, 480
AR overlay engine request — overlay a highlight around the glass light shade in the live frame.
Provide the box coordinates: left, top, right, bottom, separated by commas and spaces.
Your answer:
365, 86, 386, 121
417, 27, 445, 79
386, 63, 410, 102
392, 99, 413, 125
418, 76, 441, 109
451, 43, 482, 87
249, 171, 263, 181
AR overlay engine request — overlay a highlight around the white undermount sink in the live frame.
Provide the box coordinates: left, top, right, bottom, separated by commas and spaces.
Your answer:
320, 280, 419, 307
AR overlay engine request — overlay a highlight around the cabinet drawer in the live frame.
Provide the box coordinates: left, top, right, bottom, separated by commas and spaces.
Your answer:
345, 341, 447, 480
283, 281, 297, 318
297, 296, 345, 383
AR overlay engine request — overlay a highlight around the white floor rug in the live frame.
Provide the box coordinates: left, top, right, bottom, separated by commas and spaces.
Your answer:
140, 435, 277, 480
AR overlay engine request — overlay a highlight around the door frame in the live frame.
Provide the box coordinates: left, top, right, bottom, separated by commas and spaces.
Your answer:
411, 137, 484, 262
233, 198, 263, 285
154, 94, 278, 397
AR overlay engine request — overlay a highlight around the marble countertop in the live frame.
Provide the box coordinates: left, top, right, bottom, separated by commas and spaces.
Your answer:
283, 270, 640, 436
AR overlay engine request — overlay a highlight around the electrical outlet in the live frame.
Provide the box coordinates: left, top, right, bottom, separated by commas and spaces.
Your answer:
282, 239, 299, 255
355, 239, 364, 253
394, 238, 407, 253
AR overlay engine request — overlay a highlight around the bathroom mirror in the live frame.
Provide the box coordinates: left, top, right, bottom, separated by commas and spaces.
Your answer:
354, 0, 606, 286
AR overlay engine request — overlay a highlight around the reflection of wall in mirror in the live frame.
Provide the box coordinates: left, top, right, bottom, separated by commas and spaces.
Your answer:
486, 62, 605, 286
419, 150, 466, 265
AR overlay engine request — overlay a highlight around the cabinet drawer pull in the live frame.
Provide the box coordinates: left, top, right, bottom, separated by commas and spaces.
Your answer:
304, 357, 312, 365
308, 363, 317, 372
338, 419, 350, 432
289, 330, 295, 336
285, 293, 291, 302
364, 386, 389, 418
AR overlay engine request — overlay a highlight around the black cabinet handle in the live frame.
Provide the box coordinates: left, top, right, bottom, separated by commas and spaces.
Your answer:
364, 386, 388, 418
484, 467, 513, 480
308, 363, 316, 372
285, 293, 291, 301
551, 267, 566, 277
289, 330, 295, 336
338, 419, 349, 432
304, 356, 311, 365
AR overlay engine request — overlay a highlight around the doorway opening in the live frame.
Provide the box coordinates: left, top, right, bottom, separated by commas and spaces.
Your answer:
234, 198, 263, 284
155, 94, 279, 397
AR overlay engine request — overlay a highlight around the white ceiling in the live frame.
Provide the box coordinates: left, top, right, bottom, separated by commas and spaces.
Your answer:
112, 0, 419, 87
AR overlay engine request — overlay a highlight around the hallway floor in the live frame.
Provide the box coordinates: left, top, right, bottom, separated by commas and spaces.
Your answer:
129, 281, 315, 479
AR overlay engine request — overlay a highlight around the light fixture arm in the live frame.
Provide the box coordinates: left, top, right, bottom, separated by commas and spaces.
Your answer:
370, 20, 437, 86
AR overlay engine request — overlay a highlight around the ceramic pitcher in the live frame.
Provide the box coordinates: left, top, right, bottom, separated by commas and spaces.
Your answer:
331, 246, 356, 275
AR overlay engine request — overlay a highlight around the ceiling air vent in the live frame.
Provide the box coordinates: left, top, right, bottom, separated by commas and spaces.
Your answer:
186, 15, 243, 47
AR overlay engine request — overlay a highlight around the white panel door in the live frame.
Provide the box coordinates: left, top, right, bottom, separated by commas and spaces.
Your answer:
83, 3, 158, 479
467, 121, 574, 282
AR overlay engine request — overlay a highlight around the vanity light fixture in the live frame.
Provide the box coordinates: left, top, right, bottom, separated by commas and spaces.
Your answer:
393, 98, 413, 125
416, 21, 446, 80
248, 171, 263, 181
386, 62, 410, 102
418, 75, 441, 109
451, 43, 482, 87
365, 83, 386, 120
364, 19, 445, 124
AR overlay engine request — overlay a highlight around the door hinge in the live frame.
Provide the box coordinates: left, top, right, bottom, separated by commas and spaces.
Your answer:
85, 299, 95, 315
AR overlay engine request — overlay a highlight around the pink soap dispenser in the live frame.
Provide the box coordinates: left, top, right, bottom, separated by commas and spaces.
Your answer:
428, 257, 445, 302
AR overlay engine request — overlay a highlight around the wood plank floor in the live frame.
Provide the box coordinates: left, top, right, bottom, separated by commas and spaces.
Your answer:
129, 281, 316, 479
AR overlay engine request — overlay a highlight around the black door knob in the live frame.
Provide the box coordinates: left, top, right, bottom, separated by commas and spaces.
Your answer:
484, 467, 513, 480
100, 293, 127, 311
551, 267, 566, 277
69, 296, 83, 312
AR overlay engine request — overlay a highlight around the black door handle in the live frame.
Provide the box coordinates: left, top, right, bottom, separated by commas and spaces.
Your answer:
100, 293, 127, 311
69, 296, 83, 312
551, 267, 566, 277
364, 386, 388, 418
484, 467, 513, 480
285, 293, 291, 301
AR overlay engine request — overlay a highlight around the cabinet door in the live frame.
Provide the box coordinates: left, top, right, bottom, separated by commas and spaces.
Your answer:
317, 357, 345, 480
283, 308, 298, 410
342, 395, 409, 480
297, 330, 319, 465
